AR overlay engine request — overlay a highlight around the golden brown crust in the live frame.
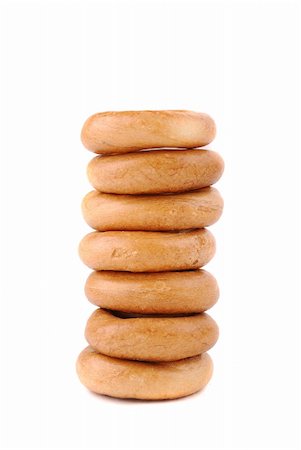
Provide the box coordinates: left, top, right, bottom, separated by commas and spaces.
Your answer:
82, 187, 223, 231
81, 110, 216, 154
78, 229, 215, 272
76, 346, 213, 399
85, 269, 219, 314
85, 308, 219, 361
87, 149, 224, 195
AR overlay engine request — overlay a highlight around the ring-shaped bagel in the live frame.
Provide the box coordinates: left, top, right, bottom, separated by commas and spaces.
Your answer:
85, 269, 219, 314
87, 149, 224, 195
82, 187, 223, 231
81, 110, 216, 154
79, 229, 215, 272
76, 346, 213, 400
85, 308, 219, 361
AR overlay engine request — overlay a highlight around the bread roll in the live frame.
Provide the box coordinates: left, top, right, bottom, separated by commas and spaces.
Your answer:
79, 229, 215, 272
85, 308, 219, 361
82, 187, 223, 231
76, 346, 213, 400
85, 269, 219, 314
87, 149, 224, 194
81, 110, 216, 153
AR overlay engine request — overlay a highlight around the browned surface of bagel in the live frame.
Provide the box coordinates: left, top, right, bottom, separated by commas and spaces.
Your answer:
82, 187, 223, 231
85, 269, 219, 314
85, 308, 219, 361
79, 229, 215, 272
81, 110, 216, 153
87, 149, 224, 194
76, 346, 213, 400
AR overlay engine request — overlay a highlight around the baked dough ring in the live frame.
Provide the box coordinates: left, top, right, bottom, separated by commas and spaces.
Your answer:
85, 269, 219, 314
85, 308, 219, 361
87, 149, 224, 195
81, 110, 216, 154
76, 346, 213, 400
79, 229, 215, 272
82, 187, 223, 231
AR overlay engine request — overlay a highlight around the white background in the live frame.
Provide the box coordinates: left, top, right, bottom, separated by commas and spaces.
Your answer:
0, 0, 300, 449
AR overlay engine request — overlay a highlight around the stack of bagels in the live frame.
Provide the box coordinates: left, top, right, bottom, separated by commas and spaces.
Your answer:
76, 110, 224, 400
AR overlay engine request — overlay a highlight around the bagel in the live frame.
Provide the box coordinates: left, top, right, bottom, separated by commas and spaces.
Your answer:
81, 110, 216, 154
76, 346, 213, 400
82, 187, 223, 231
79, 229, 215, 272
85, 269, 219, 314
87, 149, 224, 195
85, 308, 218, 361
